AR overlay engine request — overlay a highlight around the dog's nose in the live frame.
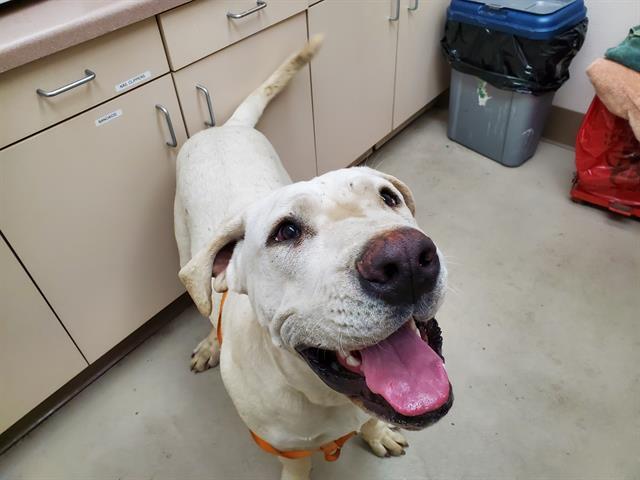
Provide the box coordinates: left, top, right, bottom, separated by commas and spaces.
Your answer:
356, 227, 440, 305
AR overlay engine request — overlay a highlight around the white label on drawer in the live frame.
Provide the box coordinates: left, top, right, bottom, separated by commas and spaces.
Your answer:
115, 71, 151, 92
95, 109, 123, 127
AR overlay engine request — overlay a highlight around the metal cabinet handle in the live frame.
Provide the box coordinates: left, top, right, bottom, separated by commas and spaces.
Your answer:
408, 0, 419, 11
389, 0, 400, 20
155, 105, 177, 148
227, 1, 267, 19
196, 84, 216, 127
36, 69, 96, 97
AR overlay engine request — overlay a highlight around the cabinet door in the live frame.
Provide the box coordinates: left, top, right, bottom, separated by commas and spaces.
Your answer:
173, 13, 316, 182
309, 0, 399, 173
0, 75, 187, 363
1, 239, 87, 433
393, 0, 449, 128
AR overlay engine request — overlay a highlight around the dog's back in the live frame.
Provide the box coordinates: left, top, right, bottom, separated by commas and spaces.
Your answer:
174, 37, 323, 266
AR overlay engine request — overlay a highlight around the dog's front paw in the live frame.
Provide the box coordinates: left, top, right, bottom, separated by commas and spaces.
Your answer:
190, 336, 220, 372
360, 419, 408, 457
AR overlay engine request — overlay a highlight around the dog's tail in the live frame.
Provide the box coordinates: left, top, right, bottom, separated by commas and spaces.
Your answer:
225, 35, 323, 128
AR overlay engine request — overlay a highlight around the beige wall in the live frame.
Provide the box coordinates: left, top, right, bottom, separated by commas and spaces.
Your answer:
553, 0, 640, 114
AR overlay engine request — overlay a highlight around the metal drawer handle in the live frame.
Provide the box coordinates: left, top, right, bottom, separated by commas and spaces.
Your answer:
155, 104, 177, 148
408, 0, 419, 11
389, 0, 400, 20
36, 69, 96, 97
196, 84, 216, 127
227, 1, 267, 19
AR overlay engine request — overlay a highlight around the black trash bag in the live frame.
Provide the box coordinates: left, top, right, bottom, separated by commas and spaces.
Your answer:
441, 19, 588, 95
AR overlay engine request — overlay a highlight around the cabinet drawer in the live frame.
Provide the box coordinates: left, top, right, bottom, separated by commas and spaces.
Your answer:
158, 0, 307, 70
173, 13, 316, 181
1, 239, 86, 433
0, 18, 168, 149
0, 75, 186, 362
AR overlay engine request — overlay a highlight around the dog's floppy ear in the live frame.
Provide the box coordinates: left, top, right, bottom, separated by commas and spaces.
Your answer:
371, 170, 416, 216
179, 214, 245, 317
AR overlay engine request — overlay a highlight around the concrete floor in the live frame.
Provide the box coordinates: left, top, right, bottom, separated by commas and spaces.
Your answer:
1, 109, 639, 480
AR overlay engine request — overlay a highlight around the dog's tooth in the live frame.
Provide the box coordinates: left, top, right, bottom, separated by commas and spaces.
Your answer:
337, 351, 347, 360
409, 321, 421, 336
346, 355, 361, 367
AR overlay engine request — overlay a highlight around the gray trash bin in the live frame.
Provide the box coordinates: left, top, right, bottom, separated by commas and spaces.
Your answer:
442, 0, 588, 167
447, 70, 555, 168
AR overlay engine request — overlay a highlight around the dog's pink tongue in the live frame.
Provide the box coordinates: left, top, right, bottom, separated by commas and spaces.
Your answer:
360, 324, 449, 416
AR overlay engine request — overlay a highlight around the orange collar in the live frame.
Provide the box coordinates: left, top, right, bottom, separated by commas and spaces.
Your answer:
251, 430, 355, 462
215, 291, 356, 461
216, 291, 228, 347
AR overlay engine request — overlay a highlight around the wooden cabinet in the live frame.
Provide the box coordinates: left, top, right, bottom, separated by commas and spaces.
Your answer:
0, 75, 186, 362
393, 0, 449, 128
172, 13, 316, 181
0, 239, 87, 432
0, 18, 168, 149
158, 0, 307, 70
309, 0, 399, 174
309, 0, 449, 172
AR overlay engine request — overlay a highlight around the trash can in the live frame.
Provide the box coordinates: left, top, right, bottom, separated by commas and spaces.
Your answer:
442, 0, 588, 167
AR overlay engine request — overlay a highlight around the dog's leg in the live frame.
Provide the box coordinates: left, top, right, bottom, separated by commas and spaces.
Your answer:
359, 418, 408, 457
190, 326, 220, 372
279, 456, 312, 480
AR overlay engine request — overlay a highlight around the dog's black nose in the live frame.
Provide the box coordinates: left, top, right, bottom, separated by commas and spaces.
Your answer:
356, 227, 440, 305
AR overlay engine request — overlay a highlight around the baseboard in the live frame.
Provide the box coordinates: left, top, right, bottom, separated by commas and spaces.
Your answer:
542, 105, 584, 148
0, 293, 193, 456
372, 93, 448, 153
362, 92, 583, 154
348, 147, 374, 167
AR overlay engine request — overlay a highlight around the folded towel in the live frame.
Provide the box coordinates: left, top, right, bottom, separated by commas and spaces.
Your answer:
605, 25, 640, 73
587, 58, 640, 142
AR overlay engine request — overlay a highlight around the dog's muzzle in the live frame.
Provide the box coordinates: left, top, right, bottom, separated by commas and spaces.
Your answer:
297, 227, 452, 429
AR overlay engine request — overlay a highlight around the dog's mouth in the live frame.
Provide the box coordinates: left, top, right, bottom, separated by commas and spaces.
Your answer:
296, 318, 453, 430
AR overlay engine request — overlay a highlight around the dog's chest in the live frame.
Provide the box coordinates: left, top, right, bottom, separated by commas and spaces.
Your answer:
217, 295, 366, 451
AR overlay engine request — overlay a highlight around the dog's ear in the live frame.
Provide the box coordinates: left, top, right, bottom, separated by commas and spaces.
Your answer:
179, 214, 245, 317
369, 169, 416, 216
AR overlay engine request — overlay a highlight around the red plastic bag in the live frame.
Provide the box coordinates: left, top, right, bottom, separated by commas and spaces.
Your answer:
571, 96, 640, 217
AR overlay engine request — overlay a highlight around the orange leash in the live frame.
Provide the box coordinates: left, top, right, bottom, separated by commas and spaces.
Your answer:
215, 291, 356, 461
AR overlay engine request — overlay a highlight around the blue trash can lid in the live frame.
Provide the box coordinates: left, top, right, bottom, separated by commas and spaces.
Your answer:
447, 0, 587, 40
471, 0, 577, 15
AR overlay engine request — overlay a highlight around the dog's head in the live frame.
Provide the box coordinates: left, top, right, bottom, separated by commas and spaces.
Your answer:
180, 166, 452, 429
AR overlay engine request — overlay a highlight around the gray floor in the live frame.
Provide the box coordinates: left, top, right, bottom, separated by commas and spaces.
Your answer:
2, 109, 639, 480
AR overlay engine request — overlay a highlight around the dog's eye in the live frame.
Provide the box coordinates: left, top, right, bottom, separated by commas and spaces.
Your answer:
380, 188, 400, 208
274, 221, 301, 242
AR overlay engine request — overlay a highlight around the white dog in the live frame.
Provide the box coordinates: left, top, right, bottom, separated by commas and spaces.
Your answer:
174, 37, 453, 480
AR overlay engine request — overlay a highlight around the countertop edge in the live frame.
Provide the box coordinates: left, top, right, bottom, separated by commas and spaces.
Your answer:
0, 0, 190, 75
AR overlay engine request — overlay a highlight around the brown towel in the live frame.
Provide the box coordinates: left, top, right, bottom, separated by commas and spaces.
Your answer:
587, 58, 640, 142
